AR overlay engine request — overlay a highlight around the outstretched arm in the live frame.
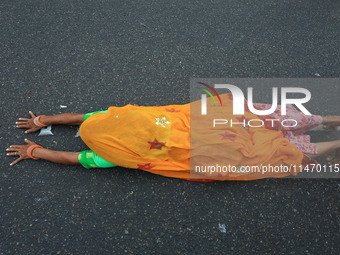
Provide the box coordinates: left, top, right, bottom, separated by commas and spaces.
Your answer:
16, 111, 85, 133
6, 139, 80, 166
38, 113, 85, 126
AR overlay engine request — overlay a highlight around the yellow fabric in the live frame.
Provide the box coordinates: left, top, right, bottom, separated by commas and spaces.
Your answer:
79, 94, 303, 180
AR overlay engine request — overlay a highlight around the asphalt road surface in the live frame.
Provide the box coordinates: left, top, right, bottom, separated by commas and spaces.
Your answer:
1, 0, 339, 254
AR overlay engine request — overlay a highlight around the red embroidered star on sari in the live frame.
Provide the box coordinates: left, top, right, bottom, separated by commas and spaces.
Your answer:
148, 139, 166, 150
219, 131, 237, 141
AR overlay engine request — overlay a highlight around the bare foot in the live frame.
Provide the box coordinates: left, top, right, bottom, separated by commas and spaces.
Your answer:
322, 116, 340, 130
323, 125, 340, 131
326, 149, 340, 165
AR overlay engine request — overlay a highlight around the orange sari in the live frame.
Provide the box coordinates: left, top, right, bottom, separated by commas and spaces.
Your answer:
79, 94, 303, 181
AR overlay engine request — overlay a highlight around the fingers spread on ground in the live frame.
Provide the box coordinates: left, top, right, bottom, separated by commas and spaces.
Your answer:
19, 118, 30, 121
10, 158, 22, 166
6, 147, 18, 152
9, 145, 21, 148
17, 125, 28, 129
29, 111, 36, 118
7, 152, 18, 156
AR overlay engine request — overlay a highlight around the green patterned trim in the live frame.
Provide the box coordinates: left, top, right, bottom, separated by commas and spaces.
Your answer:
84, 110, 108, 121
78, 150, 116, 169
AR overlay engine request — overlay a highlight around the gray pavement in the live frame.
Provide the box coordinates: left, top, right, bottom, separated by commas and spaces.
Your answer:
1, 0, 339, 254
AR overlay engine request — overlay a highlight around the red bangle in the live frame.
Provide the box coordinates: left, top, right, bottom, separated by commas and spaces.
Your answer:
34, 115, 48, 127
26, 145, 43, 160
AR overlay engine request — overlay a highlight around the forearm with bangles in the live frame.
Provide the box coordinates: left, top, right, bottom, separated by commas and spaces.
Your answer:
38, 113, 85, 126
31, 147, 81, 165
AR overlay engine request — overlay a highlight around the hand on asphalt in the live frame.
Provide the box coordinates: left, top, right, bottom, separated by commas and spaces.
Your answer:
15, 111, 42, 134
6, 139, 38, 166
